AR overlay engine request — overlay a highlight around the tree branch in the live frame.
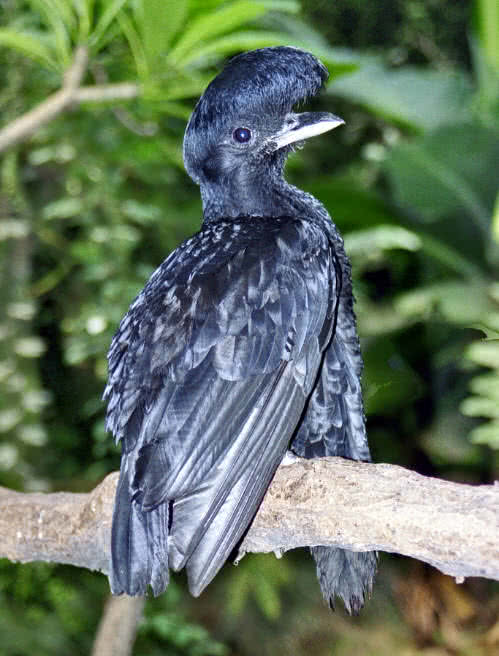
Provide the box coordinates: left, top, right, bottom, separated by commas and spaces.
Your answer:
0, 458, 497, 583
74, 84, 140, 103
0, 46, 140, 154
91, 595, 145, 656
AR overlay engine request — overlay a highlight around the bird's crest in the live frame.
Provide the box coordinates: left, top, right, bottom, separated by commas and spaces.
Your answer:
188, 47, 328, 132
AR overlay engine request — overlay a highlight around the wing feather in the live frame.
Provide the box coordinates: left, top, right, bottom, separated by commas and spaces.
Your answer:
185, 364, 308, 595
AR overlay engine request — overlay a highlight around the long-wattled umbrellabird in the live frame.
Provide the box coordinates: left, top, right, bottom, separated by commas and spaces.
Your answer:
105, 46, 377, 614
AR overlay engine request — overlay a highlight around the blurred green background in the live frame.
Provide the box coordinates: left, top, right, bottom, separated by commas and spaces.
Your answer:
0, 0, 498, 654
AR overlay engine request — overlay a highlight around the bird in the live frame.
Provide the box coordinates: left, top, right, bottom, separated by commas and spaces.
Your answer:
104, 46, 377, 614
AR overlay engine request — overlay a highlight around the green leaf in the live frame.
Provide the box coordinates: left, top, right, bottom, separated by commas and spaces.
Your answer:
117, 10, 149, 80
135, 0, 188, 63
179, 30, 357, 79
395, 282, 492, 326
466, 339, 499, 368
225, 565, 251, 617
416, 232, 483, 278
0, 29, 58, 71
463, 335, 499, 449
475, 0, 499, 74
167, 0, 269, 65
469, 420, 499, 447
344, 225, 422, 260
178, 30, 308, 67
45, 0, 77, 33
156, 100, 193, 120
158, 73, 212, 101
469, 372, 499, 401
121, 199, 161, 224
253, 574, 281, 620
384, 124, 499, 233
74, 0, 93, 42
461, 395, 499, 418
330, 59, 473, 132
310, 47, 359, 80
260, 14, 360, 78
27, 0, 72, 66
356, 297, 414, 336
89, 0, 128, 50
42, 198, 84, 220
260, 10, 330, 49
469, 35, 499, 120
472, 321, 499, 340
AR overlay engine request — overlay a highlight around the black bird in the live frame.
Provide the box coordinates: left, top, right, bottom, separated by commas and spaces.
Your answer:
105, 46, 377, 614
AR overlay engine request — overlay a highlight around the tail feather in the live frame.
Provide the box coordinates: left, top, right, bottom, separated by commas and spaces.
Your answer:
110, 463, 170, 596
311, 546, 377, 615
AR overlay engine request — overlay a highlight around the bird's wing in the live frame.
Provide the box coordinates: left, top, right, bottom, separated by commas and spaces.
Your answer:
105, 216, 337, 596
291, 272, 376, 614
168, 357, 309, 595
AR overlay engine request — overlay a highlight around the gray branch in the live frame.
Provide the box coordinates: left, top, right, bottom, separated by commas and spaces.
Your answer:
74, 84, 139, 103
91, 595, 145, 656
0, 458, 498, 583
0, 46, 140, 154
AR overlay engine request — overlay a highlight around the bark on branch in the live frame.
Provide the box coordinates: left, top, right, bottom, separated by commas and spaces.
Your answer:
91, 595, 145, 656
0, 46, 139, 154
0, 458, 498, 584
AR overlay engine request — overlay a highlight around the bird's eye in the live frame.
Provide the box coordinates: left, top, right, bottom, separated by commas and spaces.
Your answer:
233, 127, 252, 143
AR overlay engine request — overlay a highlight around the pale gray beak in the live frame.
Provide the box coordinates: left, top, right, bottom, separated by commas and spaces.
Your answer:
272, 111, 344, 150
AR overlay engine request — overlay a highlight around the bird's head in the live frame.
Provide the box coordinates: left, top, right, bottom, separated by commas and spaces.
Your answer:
183, 46, 343, 218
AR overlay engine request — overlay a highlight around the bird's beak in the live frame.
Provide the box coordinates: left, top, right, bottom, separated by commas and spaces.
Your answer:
271, 112, 344, 150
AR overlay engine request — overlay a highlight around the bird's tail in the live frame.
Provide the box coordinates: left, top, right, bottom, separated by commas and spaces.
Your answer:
110, 462, 170, 596
311, 545, 377, 615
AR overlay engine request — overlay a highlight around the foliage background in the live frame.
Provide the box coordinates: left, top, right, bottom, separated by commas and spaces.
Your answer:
0, 0, 498, 654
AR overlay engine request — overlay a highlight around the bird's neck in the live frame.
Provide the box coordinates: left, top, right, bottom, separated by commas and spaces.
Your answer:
200, 174, 327, 224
